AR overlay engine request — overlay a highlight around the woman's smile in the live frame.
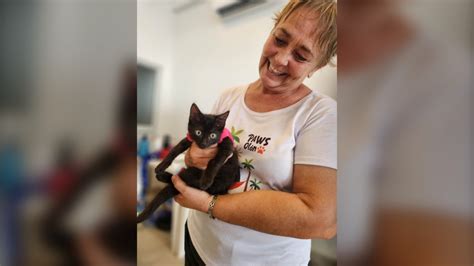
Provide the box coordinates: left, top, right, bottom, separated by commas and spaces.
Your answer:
262, 60, 289, 88
268, 61, 287, 76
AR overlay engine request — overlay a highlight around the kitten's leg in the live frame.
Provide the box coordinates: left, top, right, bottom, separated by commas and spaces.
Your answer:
155, 171, 173, 183
178, 167, 202, 188
200, 138, 234, 190
154, 138, 191, 174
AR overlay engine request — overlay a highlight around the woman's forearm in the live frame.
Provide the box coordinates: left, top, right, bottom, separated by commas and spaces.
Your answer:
212, 190, 336, 239
171, 165, 337, 239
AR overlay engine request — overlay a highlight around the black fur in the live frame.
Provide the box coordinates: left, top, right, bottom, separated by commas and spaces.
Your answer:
137, 103, 240, 223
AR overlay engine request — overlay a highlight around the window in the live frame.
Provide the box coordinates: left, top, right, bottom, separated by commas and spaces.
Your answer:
137, 64, 157, 125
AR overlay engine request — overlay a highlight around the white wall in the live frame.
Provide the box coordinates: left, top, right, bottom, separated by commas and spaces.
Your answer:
138, 0, 337, 141
306, 58, 337, 99
137, 0, 176, 141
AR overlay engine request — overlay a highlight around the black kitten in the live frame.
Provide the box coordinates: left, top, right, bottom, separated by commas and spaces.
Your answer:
137, 103, 240, 223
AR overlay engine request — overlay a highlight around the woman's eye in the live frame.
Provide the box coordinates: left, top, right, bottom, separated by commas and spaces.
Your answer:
195, 130, 202, 136
210, 133, 217, 139
294, 52, 307, 62
274, 37, 286, 46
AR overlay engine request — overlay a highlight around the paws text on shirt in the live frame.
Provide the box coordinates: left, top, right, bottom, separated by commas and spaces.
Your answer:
243, 134, 271, 155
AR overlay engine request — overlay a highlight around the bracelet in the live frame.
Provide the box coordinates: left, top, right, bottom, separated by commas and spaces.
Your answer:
207, 195, 218, 219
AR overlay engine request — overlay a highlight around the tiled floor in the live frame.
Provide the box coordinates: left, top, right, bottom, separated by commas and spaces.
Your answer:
137, 223, 183, 266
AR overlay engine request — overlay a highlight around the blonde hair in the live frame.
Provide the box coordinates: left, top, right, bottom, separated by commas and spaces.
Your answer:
274, 0, 337, 68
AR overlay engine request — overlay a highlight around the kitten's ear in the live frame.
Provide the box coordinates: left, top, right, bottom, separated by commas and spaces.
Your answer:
215, 111, 229, 128
190, 103, 202, 121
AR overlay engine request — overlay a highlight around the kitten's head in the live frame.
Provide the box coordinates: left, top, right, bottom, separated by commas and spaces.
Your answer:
188, 103, 229, 149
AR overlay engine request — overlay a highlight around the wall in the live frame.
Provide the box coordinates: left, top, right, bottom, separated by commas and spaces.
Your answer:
137, 0, 176, 142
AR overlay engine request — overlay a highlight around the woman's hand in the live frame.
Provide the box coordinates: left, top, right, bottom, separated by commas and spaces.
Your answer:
172, 175, 213, 213
184, 142, 218, 170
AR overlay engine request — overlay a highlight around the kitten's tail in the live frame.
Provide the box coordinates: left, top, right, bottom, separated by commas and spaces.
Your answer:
137, 185, 179, 223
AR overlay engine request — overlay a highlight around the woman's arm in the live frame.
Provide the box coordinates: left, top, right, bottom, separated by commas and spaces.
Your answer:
172, 164, 336, 239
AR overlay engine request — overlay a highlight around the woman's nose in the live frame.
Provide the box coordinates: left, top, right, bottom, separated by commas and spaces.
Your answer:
273, 48, 290, 67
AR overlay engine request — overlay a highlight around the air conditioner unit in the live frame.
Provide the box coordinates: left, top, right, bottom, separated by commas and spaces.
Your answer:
210, 0, 269, 18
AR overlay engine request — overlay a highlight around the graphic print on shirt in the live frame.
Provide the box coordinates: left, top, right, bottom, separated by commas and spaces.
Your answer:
228, 158, 269, 193
249, 178, 262, 190
230, 126, 244, 144
227, 126, 245, 192
229, 157, 263, 193
227, 126, 270, 193
241, 158, 255, 192
230, 126, 245, 159
243, 134, 272, 155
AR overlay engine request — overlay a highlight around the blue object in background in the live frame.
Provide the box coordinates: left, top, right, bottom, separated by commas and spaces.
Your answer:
137, 135, 150, 212
0, 141, 24, 266
138, 135, 149, 158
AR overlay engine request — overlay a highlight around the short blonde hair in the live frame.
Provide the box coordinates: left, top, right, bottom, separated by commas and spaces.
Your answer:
274, 0, 337, 68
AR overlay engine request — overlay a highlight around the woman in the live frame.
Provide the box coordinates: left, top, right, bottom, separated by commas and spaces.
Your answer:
172, 0, 337, 264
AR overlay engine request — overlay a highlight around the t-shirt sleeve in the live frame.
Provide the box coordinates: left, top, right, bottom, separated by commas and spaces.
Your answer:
211, 94, 225, 114
294, 98, 337, 169
211, 86, 243, 114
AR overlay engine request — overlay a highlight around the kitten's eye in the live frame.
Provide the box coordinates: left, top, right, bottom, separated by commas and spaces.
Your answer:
210, 133, 217, 139
195, 130, 202, 136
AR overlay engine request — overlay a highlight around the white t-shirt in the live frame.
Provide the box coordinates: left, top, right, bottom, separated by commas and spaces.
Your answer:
188, 84, 337, 266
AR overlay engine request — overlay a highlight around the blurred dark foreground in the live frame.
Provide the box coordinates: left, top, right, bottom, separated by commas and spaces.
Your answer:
0, 1, 137, 265
338, 0, 473, 265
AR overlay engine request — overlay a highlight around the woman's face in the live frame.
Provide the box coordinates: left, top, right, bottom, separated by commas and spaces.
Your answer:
259, 8, 320, 92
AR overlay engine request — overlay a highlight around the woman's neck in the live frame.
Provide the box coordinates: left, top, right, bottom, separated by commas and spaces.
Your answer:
244, 80, 311, 112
